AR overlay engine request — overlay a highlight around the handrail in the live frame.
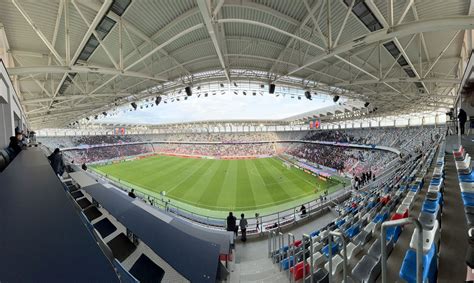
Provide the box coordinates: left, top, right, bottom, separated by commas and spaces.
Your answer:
287, 233, 295, 282
328, 231, 348, 283
381, 218, 423, 283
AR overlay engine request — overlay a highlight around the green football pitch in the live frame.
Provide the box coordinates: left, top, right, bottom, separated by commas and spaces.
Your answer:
92, 155, 346, 217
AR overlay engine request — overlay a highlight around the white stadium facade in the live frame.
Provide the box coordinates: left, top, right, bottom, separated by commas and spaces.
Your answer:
0, 0, 474, 282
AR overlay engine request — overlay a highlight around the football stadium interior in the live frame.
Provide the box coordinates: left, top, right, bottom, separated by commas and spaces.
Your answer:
2, 0, 474, 282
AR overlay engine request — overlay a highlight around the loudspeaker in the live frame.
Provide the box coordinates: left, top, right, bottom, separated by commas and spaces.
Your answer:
185, 86, 192, 96
131, 102, 137, 110
155, 96, 162, 105
269, 83, 275, 94
364, 102, 370, 107
305, 91, 311, 100
333, 95, 340, 103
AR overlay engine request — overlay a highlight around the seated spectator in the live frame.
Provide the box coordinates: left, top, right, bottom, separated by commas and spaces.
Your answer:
47, 148, 65, 176
128, 189, 136, 199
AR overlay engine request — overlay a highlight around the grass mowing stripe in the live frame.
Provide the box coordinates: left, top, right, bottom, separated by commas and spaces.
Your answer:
146, 158, 201, 191
196, 160, 230, 207
245, 158, 274, 206
253, 158, 292, 203
235, 160, 256, 210
263, 158, 310, 195
167, 159, 213, 196
216, 160, 239, 209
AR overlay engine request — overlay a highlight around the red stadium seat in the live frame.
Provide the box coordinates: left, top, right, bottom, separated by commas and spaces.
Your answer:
290, 261, 310, 281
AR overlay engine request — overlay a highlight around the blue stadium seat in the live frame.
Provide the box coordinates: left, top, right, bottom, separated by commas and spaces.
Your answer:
399, 244, 437, 283
386, 226, 402, 243
322, 243, 340, 258
421, 200, 439, 215
280, 256, 295, 270
345, 224, 360, 238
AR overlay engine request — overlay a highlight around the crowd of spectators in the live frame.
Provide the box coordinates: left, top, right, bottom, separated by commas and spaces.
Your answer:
153, 143, 275, 157
66, 144, 153, 163
36, 126, 442, 170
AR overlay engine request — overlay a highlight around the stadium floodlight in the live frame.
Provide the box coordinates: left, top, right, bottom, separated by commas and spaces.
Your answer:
234, 91, 238, 95
234, 82, 238, 87
252, 92, 256, 96
243, 91, 247, 95
304, 91, 312, 100
185, 86, 192, 96
269, 83, 275, 94
196, 86, 201, 90
220, 83, 224, 87
131, 102, 137, 110
364, 102, 370, 107
333, 95, 340, 102
204, 93, 208, 97
94, 115, 98, 119
155, 96, 162, 105
102, 112, 107, 116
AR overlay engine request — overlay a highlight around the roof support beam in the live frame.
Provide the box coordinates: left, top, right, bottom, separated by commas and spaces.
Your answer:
89, 24, 203, 95
335, 78, 460, 87
7, 66, 166, 81
269, 0, 323, 74
383, 33, 416, 79
276, 16, 474, 80
72, 1, 120, 70
22, 92, 132, 105
334, 0, 355, 48
423, 30, 461, 78
397, 0, 414, 25
197, 0, 231, 83
12, 0, 64, 65
393, 37, 429, 93
75, 0, 192, 76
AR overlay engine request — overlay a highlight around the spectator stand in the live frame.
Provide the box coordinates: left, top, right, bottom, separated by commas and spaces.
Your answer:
0, 148, 119, 282
68, 170, 227, 282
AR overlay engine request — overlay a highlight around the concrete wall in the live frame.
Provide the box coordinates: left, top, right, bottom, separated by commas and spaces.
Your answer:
0, 59, 27, 148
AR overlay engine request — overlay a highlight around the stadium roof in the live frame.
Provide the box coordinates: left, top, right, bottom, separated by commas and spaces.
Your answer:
0, 0, 471, 129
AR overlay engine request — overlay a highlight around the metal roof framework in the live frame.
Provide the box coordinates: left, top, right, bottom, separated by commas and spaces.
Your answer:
0, 0, 471, 129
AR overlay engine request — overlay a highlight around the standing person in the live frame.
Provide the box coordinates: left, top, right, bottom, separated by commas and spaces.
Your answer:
459, 108, 468, 135
128, 189, 136, 199
300, 204, 307, 216
240, 214, 248, 242
226, 212, 237, 237
47, 148, 65, 176
255, 213, 260, 232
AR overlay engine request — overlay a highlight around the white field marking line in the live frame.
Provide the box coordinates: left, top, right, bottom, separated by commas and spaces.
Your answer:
266, 158, 316, 187
165, 161, 213, 194
166, 186, 339, 210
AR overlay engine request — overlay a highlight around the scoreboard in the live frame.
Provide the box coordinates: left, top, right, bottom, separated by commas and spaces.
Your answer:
309, 119, 321, 130
114, 127, 126, 135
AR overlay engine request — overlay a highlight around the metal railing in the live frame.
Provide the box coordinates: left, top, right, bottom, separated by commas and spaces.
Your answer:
381, 218, 423, 283
328, 231, 348, 283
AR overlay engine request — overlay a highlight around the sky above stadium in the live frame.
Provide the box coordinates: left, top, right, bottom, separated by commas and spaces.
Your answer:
99, 94, 338, 124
